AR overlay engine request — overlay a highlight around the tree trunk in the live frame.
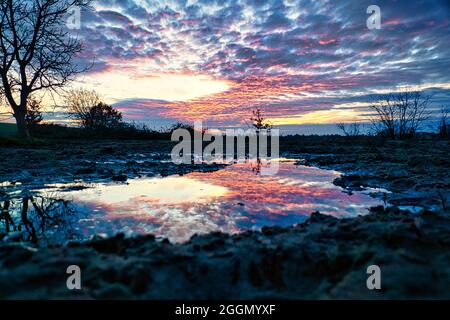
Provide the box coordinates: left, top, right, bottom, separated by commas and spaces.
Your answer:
14, 111, 30, 138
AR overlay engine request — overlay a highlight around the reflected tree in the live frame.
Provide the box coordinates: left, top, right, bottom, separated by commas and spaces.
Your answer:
0, 194, 79, 245
251, 158, 262, 176
0, 200, 15, 232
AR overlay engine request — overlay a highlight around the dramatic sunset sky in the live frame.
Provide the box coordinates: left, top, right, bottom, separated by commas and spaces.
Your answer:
69, 0, 450, 133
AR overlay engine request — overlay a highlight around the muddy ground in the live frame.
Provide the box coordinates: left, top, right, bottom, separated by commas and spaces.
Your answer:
0, 136, 449, 299
0, 140, 225, 189
282, 135, 450, 211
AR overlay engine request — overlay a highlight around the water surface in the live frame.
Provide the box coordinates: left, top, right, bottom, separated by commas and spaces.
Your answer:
0, 159, 385, 244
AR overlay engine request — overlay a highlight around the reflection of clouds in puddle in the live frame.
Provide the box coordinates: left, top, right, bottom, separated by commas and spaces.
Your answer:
73, 200, 240, 243
64, 177, 228, 205
43, 177, 232, 242
29, 160, 384, 243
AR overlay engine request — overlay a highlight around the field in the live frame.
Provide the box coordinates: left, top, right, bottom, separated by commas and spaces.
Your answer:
0, 123, 17, 137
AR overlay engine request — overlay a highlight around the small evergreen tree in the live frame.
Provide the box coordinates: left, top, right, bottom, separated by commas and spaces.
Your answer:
25, 98, 43, 126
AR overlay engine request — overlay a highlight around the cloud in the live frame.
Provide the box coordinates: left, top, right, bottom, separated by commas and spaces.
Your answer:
72, 0, 450, 128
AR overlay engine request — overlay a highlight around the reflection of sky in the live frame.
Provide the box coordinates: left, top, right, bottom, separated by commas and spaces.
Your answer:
70, 177, 228, 205
42, 160, 384, 243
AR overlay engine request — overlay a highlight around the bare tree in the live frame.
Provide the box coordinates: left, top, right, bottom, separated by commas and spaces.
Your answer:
337, 122, 361, 136
250, 108, 273, 132
0, 0, 92, 137
64, 88, 101, 128
369, 87, 431, 139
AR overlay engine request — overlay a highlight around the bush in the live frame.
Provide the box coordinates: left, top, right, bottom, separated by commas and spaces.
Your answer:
336, 123, 361, 136
369, 88, 431, 139
25, 97, 43, 126
87, 103, 123, 129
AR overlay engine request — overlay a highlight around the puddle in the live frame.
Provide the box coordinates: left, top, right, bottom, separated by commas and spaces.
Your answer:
0, 159, 385, 245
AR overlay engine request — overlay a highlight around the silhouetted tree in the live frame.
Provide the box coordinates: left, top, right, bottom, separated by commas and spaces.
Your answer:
337, 122, 361, 136
250, 108, 273, 132
25, 97, 43, 126
88, 103, 123, 129
64, 88, 101, 128
369, 88, 431, 139
0, 0, 92, 137
167, 122, 209, 136
169, 122, 195, 132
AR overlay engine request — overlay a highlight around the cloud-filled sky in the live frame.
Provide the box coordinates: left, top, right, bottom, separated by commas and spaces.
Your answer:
72, 0, 450, 132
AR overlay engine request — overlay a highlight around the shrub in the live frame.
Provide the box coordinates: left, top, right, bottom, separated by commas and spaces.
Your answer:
369, 88, 431, 139
337, 123, 361, 136
25, 97, 43, 126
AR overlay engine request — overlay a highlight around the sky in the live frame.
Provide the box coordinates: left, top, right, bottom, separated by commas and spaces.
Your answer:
58, 0, 450, 133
